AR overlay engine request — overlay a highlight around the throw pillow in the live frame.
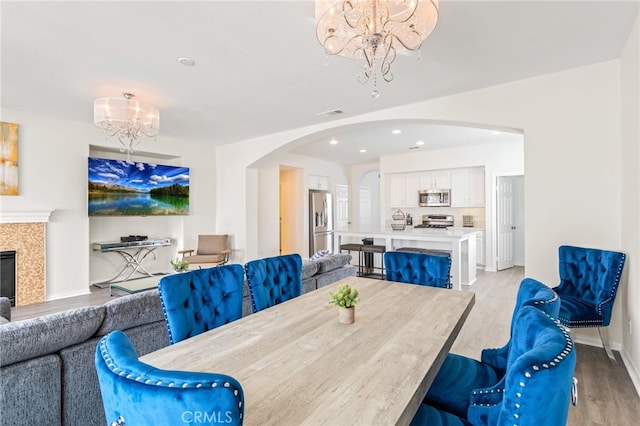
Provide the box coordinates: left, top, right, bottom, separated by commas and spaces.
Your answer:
310, 249, 330, 261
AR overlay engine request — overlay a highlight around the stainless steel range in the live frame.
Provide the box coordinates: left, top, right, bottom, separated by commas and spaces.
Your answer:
413, 214, 454, 229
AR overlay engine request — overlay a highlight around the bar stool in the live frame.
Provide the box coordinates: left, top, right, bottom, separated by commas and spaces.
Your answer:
339, 243, 364, 276
361, 244, 386, 280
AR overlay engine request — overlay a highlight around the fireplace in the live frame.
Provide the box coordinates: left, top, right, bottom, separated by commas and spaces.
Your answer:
1, 250, 16, 306
0, 209, 53, 306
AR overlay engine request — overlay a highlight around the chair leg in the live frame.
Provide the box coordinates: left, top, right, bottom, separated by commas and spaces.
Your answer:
598, 327, 616, 364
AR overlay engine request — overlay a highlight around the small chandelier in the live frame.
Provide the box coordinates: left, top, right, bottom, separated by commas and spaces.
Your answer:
315, 0, 439, 97
94, 93, 159, 160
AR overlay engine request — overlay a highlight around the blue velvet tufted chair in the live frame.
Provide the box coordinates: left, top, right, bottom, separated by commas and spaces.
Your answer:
158, 264, 244, 344
423, 278, 559, 418
480, 278, 560, 374
413, 306, 576, 426
96, 330, 244, 426
244, 254, 302, 313
384, 251, 452, 288
552, 245, 626, 362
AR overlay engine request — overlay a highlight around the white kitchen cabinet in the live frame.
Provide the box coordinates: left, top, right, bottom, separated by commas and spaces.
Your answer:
476, 230, 485, 266
451, 167, 485, 207
389, 173, 420, 208
420, 170, 451, 189
309, 175, 329, 190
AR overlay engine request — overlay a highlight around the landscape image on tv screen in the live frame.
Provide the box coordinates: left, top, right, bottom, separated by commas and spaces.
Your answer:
88, 157, 189, 216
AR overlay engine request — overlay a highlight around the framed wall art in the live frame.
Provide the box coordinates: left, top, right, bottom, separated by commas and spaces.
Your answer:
0, 122, 19, 196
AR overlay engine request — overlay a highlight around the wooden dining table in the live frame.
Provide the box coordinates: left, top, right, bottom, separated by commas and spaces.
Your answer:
142, 276, 475, 426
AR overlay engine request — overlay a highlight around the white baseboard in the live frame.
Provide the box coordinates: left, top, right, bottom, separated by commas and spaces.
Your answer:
572, 335, 640, 398
46, 288, 91, 301
620, 348, 640, 398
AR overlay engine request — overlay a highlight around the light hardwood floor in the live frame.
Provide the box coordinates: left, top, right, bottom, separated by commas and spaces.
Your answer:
10, 267, 640, 425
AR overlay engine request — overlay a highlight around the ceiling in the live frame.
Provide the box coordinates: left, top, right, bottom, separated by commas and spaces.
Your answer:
2, 1, 638, 164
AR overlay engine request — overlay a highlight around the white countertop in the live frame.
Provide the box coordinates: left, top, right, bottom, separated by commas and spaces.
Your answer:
334, 226, 481, 239
333, 227, 480, 289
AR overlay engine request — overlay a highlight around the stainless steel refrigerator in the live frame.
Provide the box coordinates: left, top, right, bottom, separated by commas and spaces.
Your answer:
309, 190, 333, 255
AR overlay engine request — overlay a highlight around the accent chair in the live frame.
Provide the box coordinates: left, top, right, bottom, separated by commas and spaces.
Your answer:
95, 330, 244, 426
423, 278, 560, 418
413, 306, 577, 426
244, 254, 302, 313
384, 250, 452, 288
178, 234, 231, 268
552, 245, 626, 363
158, 264, 244, 344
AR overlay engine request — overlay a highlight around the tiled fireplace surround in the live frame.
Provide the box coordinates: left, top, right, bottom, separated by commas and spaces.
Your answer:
0, 210, 52, 306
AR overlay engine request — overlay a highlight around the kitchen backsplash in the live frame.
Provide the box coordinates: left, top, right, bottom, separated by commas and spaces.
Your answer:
388, 207, 486, 228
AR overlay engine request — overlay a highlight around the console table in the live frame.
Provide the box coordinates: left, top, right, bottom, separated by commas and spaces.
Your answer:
92, 238, 171, 286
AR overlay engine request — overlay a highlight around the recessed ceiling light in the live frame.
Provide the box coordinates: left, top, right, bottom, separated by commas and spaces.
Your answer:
177, 57, 195, 66
359, 149, 367, 153
391, 129, 402, 135
329, 138, 338, 145
416, 140, 425, 146
489, 130, 501, 135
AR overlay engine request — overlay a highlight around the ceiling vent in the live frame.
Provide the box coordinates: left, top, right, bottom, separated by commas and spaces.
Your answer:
316, 109, 344, 117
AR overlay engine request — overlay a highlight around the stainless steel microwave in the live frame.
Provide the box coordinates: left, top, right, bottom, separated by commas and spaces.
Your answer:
418, 189, 451, 207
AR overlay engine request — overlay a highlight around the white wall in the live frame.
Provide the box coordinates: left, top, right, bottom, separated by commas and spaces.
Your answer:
251, 152, 350, 258
215, 59, 636, 384
0, 109, 216, 299
620, 15, 640, 390
380, 139, 524, 271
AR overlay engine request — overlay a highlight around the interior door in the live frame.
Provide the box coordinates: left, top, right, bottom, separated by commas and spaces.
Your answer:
497, 176, 515, 270
335, 184, 350, 229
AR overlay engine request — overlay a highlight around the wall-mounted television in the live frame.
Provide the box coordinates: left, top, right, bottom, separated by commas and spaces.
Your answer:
88, 157, 189, 216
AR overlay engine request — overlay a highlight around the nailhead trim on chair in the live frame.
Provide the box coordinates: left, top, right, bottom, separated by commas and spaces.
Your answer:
470, 313, 575, 425
595, 252, 625, 317
157, 284, 176, 344
531, 291, 558, 306
98, 338, 244, 418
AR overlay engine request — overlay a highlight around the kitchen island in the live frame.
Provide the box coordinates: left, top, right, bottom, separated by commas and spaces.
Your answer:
334, 227, 480, 290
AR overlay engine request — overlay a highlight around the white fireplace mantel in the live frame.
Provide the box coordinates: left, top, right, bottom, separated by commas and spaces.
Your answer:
0, 209, 55, 223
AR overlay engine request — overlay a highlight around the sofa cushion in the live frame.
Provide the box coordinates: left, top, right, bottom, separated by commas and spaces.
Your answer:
301, 260, 320, 280
316, 264, 357, 288
96, 289, 164, 336
59, 336, 103, 426
0, 305, 105, 367
60, 321, 170, 426
314, 253, 352, 274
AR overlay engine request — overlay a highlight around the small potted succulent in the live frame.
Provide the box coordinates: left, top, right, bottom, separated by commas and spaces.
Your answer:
170, 257, 190, 273
329, 283, 360, 324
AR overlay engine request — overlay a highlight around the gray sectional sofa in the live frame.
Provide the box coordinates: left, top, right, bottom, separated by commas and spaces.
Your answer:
0, 290, 168, 426
0, 254, 355, 425
302, 252, 356, 291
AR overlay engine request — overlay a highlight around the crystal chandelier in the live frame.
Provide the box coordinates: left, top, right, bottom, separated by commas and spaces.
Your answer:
315, 0, 439, 97
94, 93, 159, 160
